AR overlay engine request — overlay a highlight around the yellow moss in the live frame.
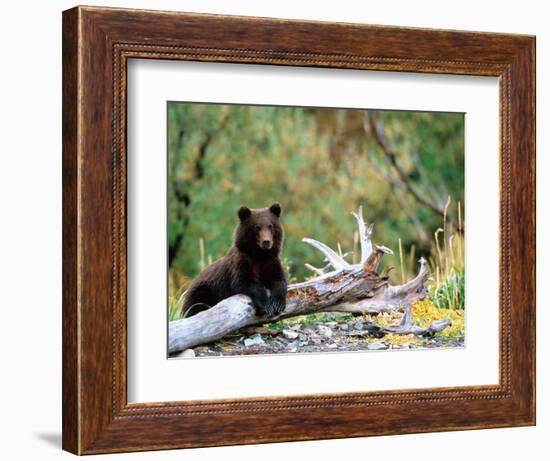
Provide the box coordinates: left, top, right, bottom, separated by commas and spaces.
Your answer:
411, 299, 464, 339
362, 300, 464, 343
382, 334, 424, 346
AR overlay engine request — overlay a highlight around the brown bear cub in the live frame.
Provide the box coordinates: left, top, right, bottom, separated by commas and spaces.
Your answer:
182, 203, 288, 318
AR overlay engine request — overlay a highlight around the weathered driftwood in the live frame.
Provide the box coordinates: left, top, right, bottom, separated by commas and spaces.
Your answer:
169, 207, 445, 354
358, 303, 452, 339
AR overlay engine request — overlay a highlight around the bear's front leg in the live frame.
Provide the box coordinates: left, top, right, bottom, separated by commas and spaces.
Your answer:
240, 282, 271, 317
268, 280, 287, 315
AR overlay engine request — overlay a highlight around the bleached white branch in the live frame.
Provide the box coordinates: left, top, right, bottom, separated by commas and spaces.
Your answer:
351, 205, 374, 264
304, 263, 326, 276
301, 238, 352, 270
387, 257, 429, 298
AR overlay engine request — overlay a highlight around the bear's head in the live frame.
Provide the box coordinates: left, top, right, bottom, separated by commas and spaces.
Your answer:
234, 203, 284, 256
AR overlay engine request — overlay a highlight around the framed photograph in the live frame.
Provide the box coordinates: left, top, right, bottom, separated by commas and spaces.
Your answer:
62, 6, 535, 455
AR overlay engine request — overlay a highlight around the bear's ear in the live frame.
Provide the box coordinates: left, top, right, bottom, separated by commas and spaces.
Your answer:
269, 202, 282, 217
238, 206, 251, 222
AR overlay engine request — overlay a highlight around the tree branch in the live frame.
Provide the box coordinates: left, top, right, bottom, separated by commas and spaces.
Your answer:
365, 111, 446, 218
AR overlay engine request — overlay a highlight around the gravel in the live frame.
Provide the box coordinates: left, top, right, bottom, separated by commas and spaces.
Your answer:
189, 319, 464, 357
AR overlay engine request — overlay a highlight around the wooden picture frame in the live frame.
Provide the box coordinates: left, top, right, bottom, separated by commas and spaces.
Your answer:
62, 5, 535, 455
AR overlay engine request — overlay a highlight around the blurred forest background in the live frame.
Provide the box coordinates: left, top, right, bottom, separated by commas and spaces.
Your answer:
168, 102, 464, 318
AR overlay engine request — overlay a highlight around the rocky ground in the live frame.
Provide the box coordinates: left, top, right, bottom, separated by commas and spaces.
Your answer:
175, 310, 464, 358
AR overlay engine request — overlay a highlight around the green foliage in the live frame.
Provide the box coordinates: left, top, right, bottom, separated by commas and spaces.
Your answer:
167, 103, 464, 296
430, 270, 465, 310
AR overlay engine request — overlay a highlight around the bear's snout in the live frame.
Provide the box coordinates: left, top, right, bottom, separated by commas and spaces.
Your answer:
258, 228, 273, 249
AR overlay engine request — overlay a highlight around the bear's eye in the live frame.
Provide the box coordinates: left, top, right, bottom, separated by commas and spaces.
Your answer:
255, 225, 261, 231
268, 224, 273, 230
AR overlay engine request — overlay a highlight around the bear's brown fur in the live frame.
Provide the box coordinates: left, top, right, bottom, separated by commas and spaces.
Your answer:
182, 203, 287, 317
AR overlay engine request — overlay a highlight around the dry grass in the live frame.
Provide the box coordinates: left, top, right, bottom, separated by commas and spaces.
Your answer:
397, 198, 465, 310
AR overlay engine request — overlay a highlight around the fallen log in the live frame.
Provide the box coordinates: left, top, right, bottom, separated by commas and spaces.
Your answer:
169, 207, 444, 354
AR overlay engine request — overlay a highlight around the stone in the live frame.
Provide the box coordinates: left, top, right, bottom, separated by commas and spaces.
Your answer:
282, 329, 299, 340
310, 333, 323, 345
175, 348, 195, 358
367, 342, 388, 350
285, 342, 298, 353
244, 334, 264, 347
318, 325, 333, 338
